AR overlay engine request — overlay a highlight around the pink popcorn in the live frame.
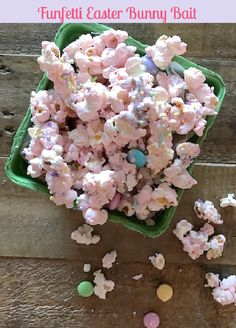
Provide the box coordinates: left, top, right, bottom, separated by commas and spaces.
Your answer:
71, 223, 100, 245
101, 43, 136, 69
115, 111, 146, 140
194, 200, 223, 224
173, 219, 194, 241
93, 269, 115, 299
27, 157, 43, 178
37, 42, 76, 100
182, 225, 212, 260
156, 72, 186, 99
149, 253, 165, 270
164, 159, 197, 189
148, 183, 178, 212
206, 234, 226, 260
63, 34, 94, 61
30, 90, 51, 124
220, 194, 236, 208
23, 139, 44, 160
149, 121, 173, 148
50, 189, 77, 208
205, 273, 220, 288
167, 98, 196, 135
184, 67, 206, 90
71, 82, 108, 122
176, 142, 200, 160
205, 273, 236, 306
101, 29, 128, 48
125, 56, 146, 77
84, 208, 108, 225
109, 86, 130, 113
118, 197, 135, 217
102, 250, 117, 269
147, 143, 174, 175
75, 51, 102, 77
145, 35, 186, 70
68, 124, 90, 147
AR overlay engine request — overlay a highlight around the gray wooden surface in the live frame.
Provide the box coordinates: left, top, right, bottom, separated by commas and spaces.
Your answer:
0, 24, 236, 328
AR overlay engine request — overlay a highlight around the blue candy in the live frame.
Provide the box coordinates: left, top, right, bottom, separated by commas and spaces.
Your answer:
127, 149, 147, 168
141, 55, 160, 75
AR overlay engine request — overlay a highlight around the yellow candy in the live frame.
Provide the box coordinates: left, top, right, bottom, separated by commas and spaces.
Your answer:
156, 284, 173, 302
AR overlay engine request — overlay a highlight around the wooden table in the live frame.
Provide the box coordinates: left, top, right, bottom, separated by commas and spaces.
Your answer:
0, 24, 236, 328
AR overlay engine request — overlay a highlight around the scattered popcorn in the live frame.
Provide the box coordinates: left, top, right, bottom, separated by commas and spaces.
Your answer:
205, 273, 220, 288
23, 28, 219, 226
173, 220, 215, 260
220, 193, 236, 208
102, 250, 117, 269
205, 273, 236, 306
149, 253, 165, 270
173, 219, 193, 241
93, 270, 115, 300
194, 200, 223, 224
83, 264, 91, 273
71, 224, 100, 245
132, 274, 143, 281
206, 234, 226, 260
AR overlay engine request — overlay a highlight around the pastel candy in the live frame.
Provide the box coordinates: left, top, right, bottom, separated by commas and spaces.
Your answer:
141, 55, 159, 75
108, 192, 121, 210
77, 281, 94, 297
156, 283, 173, 302
143, 312, 160, 328
127, 149, 147, 168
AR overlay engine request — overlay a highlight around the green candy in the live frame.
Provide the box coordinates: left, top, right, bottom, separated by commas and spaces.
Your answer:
77, 281, 94, 297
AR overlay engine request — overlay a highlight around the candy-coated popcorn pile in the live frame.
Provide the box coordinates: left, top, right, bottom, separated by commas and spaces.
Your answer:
23, 29, 219, 225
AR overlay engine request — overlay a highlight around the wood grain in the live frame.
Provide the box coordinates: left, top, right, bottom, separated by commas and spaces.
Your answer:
1, 157, 236, 265
0, 257, 236, 328
0, 55, 235, 162
0, 24, 236, 59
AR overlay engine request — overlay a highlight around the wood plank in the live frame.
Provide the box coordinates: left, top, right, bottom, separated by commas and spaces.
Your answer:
1, 157, 236, 265
0, 257, 235, 328
0, 55, 236, 163
0, 24, 236, 59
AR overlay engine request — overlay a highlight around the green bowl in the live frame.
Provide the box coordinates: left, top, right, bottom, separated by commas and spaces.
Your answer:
5, 23, 226, 238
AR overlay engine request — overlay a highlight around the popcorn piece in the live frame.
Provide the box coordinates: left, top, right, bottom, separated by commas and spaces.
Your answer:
132, 274, 143, 280
149, 253, 165, 270
206, 234, 226, 260
71, 224, 100, 245
205, 272, 220, 288
176, 142, 200, 160
205, 273, 236, 306
102, 250, 117, 269
83, 264, 91, 273
146, 35, 187, 70
220, 193, 236, 208
184, 67, 206, 90
194, 200, 223, 224
173, 219, 193, 240
93, 270, 115, 299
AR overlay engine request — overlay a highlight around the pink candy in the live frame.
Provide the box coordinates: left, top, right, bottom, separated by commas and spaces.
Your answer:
108, 192, 121, 210
143, 312, 160, 328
